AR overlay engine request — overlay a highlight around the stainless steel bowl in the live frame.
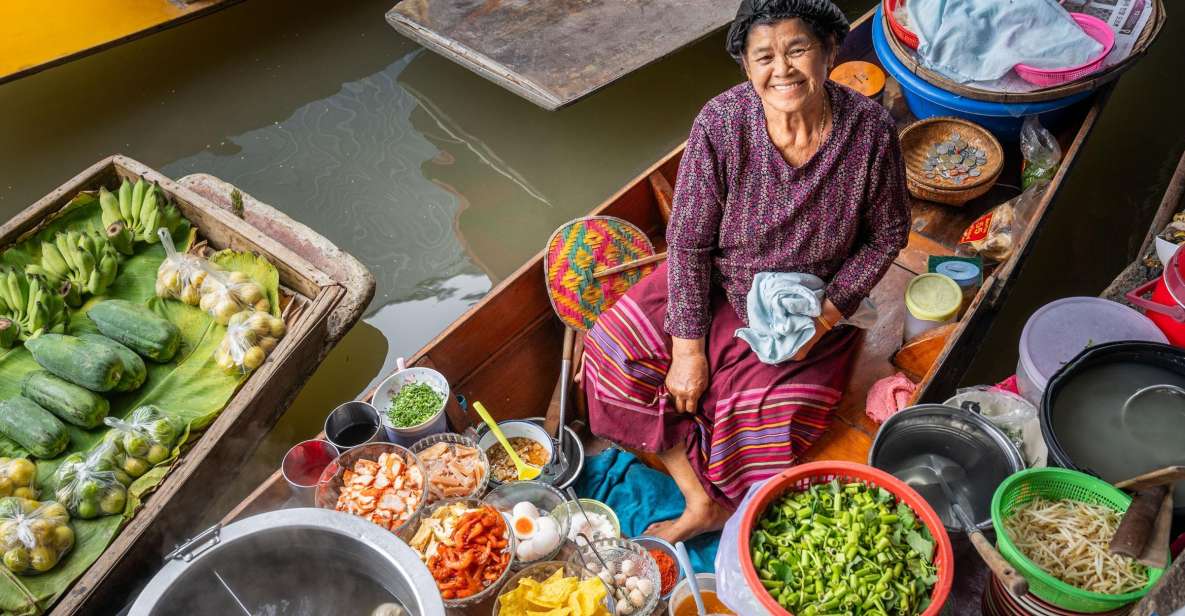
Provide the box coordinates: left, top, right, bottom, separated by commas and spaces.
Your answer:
868, 404, 1024, 533
129, 508, 445, 615
475, 416, 584, 489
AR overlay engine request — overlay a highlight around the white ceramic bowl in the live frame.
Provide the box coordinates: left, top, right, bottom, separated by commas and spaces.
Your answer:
477, 420, 555, 485
374, 367, 450, 446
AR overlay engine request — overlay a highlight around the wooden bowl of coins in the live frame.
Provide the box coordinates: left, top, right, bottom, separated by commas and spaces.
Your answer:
900, 117, 1003, 206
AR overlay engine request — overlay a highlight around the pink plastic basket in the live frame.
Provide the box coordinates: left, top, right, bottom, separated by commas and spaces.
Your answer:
1014, 13, 1114, 87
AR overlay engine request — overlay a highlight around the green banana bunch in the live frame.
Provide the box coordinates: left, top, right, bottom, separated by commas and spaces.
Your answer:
99, 178, 183, 247
26, 229, 121, 306
0, 267, 68, 342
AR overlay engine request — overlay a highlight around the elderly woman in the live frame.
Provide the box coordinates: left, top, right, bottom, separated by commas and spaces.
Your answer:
581, 0, 909, 542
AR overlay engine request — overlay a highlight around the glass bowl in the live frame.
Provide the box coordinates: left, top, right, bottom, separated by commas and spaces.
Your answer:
551, 498, 621, 542
410, 432, 490, 502
484, 481, 570, 567
404, 497, 517, 608
493, 560, 616, 616
631, 535, 683, 601
314, 442, 426, 536
569, 536, 661, 616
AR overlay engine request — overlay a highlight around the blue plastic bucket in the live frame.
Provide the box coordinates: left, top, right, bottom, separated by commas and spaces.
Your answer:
871, 8, 1094, 140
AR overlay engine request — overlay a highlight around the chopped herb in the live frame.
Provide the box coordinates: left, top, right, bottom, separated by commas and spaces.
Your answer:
388, 383, 443, 427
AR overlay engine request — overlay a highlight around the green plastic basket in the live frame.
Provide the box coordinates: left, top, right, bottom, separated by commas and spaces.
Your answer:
991, 467, 1165, 613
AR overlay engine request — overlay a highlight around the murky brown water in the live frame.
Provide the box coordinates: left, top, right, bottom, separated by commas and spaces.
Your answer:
1, 0, 1183, 592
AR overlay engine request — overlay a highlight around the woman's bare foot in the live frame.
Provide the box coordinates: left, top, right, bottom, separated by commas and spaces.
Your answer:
647, 497, 732, 543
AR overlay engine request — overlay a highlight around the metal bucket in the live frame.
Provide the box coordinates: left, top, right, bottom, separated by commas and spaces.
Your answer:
869, 404, 1025, 534
128, 508, 445, 615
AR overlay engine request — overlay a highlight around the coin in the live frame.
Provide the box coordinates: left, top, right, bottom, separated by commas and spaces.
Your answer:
969, 168, 982, 177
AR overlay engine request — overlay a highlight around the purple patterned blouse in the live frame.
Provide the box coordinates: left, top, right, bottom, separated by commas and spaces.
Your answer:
664, 81, 910, 339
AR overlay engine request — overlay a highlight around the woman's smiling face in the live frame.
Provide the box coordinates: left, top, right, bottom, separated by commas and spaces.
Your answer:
742, 18, 835, 115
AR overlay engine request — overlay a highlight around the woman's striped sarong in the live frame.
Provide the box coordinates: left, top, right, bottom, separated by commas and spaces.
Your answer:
584, 263, 860, 508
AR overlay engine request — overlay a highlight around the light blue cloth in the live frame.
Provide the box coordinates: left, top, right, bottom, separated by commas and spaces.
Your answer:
574, 449, 719, 573
734, 272, 824, 365
907, 0, 1104, 83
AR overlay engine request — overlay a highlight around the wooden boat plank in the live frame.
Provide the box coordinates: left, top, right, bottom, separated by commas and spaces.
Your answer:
0, 0, 242, 86
384, 0, 735, 110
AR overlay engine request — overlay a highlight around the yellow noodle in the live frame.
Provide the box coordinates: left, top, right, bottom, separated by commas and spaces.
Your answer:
1003, 497, 1149, 595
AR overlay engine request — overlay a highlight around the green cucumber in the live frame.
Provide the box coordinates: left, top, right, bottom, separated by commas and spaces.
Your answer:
0, 396, 70, 458
87, 300, 181, 362
79, 334, 147, 392
25, 333, 124, 392
21, 370, 110, 429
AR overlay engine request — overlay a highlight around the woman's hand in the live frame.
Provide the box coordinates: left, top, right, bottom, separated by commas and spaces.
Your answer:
791, 299, 844, 361
666, 337, 709, 413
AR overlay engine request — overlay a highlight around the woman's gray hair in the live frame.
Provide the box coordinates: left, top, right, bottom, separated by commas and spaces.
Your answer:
726, 0, 850, 62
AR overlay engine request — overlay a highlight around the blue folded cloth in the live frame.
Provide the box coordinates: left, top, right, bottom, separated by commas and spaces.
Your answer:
574, 448, 719, 573
734, 272, 825, 365
908, 0, 1103, 83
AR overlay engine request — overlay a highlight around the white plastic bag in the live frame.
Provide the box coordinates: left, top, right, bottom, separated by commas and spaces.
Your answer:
715, 479, 774, 616
215, 310, 286, 374
155, 228, 218, 306
945, 386, 1046, 466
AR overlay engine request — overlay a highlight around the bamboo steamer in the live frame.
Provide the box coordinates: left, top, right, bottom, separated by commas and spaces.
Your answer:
879, 0, 1166, 104
900, 117, 1004, 206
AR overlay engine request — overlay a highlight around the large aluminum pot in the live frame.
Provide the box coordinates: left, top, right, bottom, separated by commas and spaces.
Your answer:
868, 404, 1025, 534
129, 508, 445, 615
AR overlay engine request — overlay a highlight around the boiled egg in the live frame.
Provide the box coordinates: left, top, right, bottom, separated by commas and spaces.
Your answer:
512, 501, 539, 520
511, 512, 537, 540
532, 517, 561, 553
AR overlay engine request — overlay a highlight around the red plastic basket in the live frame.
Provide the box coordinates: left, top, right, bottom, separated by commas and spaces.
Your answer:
738, 461, 955, 616
884, 0, 919, 50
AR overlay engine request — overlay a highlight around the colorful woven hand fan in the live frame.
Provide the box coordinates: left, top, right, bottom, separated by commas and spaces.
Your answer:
543, 215, 658, 332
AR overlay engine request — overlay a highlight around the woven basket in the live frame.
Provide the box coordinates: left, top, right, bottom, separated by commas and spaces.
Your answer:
900, 117, 1003, 206
991, 468, 1165, 613
879, 0, 1166, 104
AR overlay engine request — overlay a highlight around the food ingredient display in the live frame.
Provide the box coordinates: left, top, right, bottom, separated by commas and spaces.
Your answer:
488, 437, 550, 483
509, 501, 562, 562
334, 451, 425, 532
565, 510, 616, 542
215, 310, 286, 374
410, 503, 511, 601
586, 558, 655, 615
0, 458, 38, 500
0, 268, 68, 346
387, 383, 443, 428
416, 441, 486, 501
21, 370, 111, 429
498, 568, 610, 616
52, 448, 128, 519
0, 498, 74, 575
198, 270, 271, 324
648, 548, 678, 596
25, 229, 121, 306
98, 178, 183, 245
88, 299, 182, 363
750, 480, 939, 616
103, 405, 181, 479
1003, 496, 1148, 594
154, 243, 212, 306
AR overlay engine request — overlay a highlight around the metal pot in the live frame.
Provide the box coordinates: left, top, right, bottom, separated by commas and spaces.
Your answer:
868, 404, 1025, 534
129, 508, 445, 616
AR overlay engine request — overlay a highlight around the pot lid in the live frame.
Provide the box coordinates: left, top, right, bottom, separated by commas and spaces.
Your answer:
905, 273, 962, 321
1019, 297, 1167, 391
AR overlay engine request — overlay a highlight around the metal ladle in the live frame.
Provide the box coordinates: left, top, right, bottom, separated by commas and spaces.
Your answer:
575, 532, 622, 596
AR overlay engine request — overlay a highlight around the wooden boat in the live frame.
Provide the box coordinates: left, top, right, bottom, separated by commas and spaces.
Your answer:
0, 156, 374, 616
218, 5, 1111, 613
0, 0, 242, 86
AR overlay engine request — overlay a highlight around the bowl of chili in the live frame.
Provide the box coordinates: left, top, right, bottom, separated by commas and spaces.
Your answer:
631, 535, 682, 600
406, 497, 516, 608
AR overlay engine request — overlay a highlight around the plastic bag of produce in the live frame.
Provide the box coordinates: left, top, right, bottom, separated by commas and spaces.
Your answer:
198, 270, 270, 325
215, 310, 285, 374
155, 228, 218, 306
0, 458, 38, 500
716, 479, 774, 616
956, 182, 1044, 264
1020, 116, 1061, 190
51, 447, 128, 519
0, 497, 74, 575
945, 386, 1046, 467
103, 405, 180, 479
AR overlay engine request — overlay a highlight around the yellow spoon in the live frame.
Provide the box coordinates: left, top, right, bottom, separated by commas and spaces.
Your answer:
473, 401, 541, 480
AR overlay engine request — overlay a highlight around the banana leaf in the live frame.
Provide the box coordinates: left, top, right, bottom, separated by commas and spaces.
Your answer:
0, 193, 281, 614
